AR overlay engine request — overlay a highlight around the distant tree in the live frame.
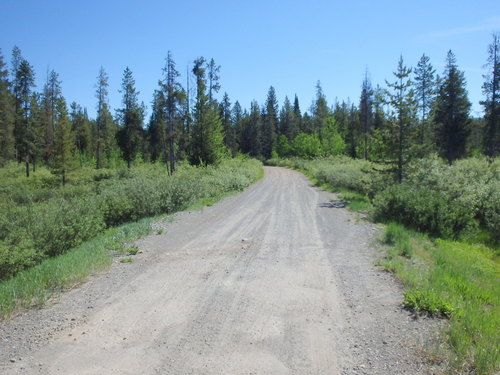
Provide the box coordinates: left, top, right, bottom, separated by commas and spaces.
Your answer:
292, 94, 302, 136
28, 92, 46, 171
116, 67, 144, 168
291, 133, 322, 159
240, 101, 262, 157
261, 86, 278, 158
333, 99, 349, 138
311, 81, 329, 136
232, 100, 243, 150
95, 67, 116, 168
42, 70, 62, 164
359, 70, 373, 159
0, 50, 15, 166
434, 51, 471, 163
414, 54, 436, 154
207, 58, 221, 103
384, 56, 417, 182
220, 92, 237, 155
52, 98, 75, 185
372, 85, 386, 130
160, 52, 184, 172
481, 33, 500, 157
14, 59, 36, 177
70, 102, 92, 163
275, 134, 290, 157
321, 117, 346, 156
346, 103, 359, 158
189, 57, 225, 165
278, 96, 293, 139
147, 90, 166, 163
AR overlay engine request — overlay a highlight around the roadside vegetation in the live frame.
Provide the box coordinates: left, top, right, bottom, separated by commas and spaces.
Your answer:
0, 157, 262, 318
270, 155, 499, 375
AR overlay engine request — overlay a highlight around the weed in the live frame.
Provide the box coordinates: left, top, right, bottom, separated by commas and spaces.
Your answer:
120, 258, 133, 263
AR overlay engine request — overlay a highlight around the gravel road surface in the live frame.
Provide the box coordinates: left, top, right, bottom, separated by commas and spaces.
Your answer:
0, 167, 441, 374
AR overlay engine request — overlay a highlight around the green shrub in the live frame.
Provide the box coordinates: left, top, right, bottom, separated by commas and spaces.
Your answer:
0, 158, 263, 280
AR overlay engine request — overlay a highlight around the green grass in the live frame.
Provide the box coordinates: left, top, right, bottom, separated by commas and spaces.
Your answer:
379, 223, 499, 374
0, 217, 151, 319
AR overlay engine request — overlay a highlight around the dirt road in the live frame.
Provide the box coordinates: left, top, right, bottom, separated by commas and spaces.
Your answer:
0, 167, 439, 374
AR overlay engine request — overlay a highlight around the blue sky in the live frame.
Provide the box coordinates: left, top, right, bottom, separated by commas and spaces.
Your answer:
1, 0, 499, 118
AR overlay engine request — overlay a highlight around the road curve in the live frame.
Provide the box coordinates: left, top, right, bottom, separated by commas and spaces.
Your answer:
1, 167, 438, 375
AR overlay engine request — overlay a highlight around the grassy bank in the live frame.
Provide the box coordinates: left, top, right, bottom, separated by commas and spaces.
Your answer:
380, 223, 499, 374
0, 158, 263, 319
269, 156, 499, 374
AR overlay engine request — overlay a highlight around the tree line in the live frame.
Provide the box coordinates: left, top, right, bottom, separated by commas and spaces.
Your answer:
0, 34, 498, 184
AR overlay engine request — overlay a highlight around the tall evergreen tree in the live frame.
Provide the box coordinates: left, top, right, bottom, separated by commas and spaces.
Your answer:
384, 56, 417, 182
434, 51, 471, 163
481, 33, 500, 157
42, 70, 62, 164
232, 100, 243, 150
291, 94, 302, 137
279, 96, 293, 139
190, 57, 225, 165
147, 90, 166, 163
359, 71, 373, 159
261, 86, 278, 158
0, 50, 15, 166
116, 67, 144, 168
414, 54, 436, 152
245, 101, 263, 157
52, 98, 75, 185
311, 81, 329, 136
14, 59, 36, 177
207, 58, 221, 103
159, 52, 184, 172
220, 92, 237, 155
95, 67, 116, 168
70, 102, 92, 162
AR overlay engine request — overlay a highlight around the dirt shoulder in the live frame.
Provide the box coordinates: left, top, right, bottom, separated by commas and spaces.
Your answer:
0, 167, 442, 374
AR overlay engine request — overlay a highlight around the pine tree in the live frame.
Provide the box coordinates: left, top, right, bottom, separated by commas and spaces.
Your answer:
220, 92, 237, 155
384, 56, 417, 182
345, 102, 359, 158
261, 86, 278, 158
159, 52, 184, 172
292, 94, 302, 136
311, 81, 329, 137
434, 51, 471, 163
232, 100, 243, 150
481, 33, 500, 157
359, 71, 373, 159
117, 67, 144, 168
0, 49, 15, 166
70, 102, 92, 162
207, 58, 221, 103
14, 59, 36, 177
52, 98, 75, 185
240, 101, 262, 157
414, 54, 436, 153
279, 96, 293, 139
42, 70, 62, 164
189, 57, 225, 165
95, 67, 116, 169
147, 90, 167, 163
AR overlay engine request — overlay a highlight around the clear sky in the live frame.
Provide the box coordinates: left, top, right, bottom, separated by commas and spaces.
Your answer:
1, 0, 499, 118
